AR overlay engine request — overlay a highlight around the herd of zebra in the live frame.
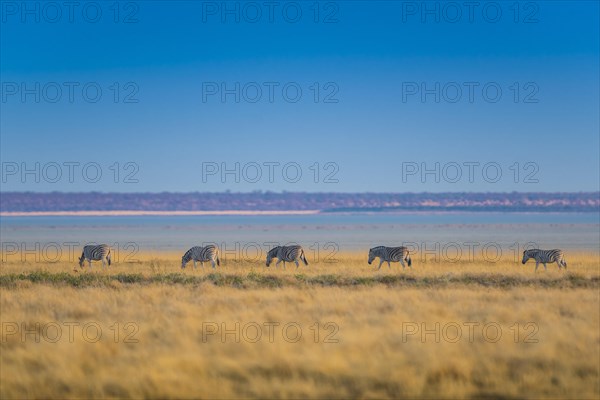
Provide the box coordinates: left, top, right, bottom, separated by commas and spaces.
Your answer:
78, 244, 569, 272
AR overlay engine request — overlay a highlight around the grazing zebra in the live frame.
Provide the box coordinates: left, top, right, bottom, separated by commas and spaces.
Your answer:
368, 246, 412, 270
522, 249, 567, 271
266, 245, 308, 269
181, 245, 220, 269
78, 244, 112, 268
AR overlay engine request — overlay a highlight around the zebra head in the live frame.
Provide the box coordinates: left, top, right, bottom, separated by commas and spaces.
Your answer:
78, 252, 85, 268
266, 246, 280, 267
367, 248, 376, 265
522, 250, 532, 264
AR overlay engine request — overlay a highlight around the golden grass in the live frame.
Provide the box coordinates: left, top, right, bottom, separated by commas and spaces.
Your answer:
1, 252, 599, 399
1, 250, 598, 276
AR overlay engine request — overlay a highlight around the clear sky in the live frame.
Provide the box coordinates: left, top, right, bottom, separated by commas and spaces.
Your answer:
1, 0, 598, 193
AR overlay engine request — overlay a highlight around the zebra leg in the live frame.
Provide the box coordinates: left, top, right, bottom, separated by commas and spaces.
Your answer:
543, 263, 547, 271
399, 259, 406, 269
295, 259, 299, 268
211, 260, 216, 269
377, 259, 384, 270
193, 260, 197, 269
276, 259, 282, 269
387, 261, 391, 269
88, 259, 92, 268
535, 261, 539, 272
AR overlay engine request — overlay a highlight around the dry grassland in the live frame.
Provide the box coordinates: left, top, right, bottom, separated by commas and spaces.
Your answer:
1, 252, 598, 399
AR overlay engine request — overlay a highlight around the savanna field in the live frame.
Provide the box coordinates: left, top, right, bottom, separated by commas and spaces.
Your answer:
1, 252, 599, 399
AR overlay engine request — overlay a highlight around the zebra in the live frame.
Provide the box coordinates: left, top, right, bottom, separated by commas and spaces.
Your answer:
368, 246, 412, 270
522, 249, 567, 271
181, 245, 220, 269
266, 245, 308, 269
78, 244, 112, 268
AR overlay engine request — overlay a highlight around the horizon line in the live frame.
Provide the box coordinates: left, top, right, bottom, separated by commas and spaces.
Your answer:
0, 210, 321, 217
2, 190, 599, 195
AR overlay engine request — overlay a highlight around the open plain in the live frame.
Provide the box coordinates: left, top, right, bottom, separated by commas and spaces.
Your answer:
1, 252, 598, 399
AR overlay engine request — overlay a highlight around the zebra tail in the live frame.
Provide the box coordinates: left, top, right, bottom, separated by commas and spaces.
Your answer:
107, 249, 112, 266
217, 256, 221, 266
406, 255, 412, 267
301, 250, 308, 265
562, 259, 567, 268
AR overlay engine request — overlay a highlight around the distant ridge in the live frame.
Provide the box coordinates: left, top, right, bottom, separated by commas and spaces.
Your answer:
1, 192, 598, 213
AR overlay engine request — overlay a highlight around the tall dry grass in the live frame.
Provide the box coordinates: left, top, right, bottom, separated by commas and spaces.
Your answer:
1, 250, 598, 276
1, 252, 598, 399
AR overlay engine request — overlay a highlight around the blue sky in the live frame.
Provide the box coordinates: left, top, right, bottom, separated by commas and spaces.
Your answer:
1, 0, 598, 192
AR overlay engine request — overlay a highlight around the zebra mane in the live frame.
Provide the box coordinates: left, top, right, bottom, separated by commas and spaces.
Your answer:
182, 246, 199, 260
267, 246, 281, 256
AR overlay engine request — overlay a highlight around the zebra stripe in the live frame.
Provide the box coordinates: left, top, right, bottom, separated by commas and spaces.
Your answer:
181, 245, 220, 269
522, 249, 567, 271
79, 244, 111, 268
266, 245, 308, 268
368, 246, 412, 270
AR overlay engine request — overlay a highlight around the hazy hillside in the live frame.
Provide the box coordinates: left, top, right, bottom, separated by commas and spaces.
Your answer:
1, 192, 598, 213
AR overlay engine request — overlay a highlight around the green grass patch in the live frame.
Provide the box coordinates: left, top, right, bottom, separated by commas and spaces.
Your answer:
1, 271, 597, 290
